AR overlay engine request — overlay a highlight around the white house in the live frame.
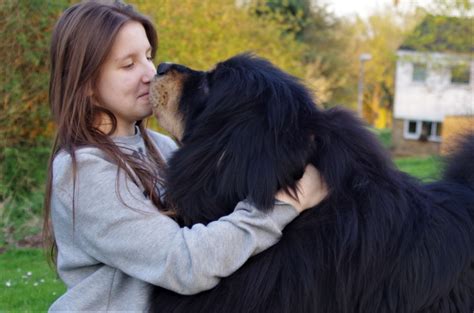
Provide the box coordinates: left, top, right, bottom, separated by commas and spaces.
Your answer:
392, 16, 473, 155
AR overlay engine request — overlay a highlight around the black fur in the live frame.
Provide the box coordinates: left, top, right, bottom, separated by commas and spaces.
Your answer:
151, 54, 474, 313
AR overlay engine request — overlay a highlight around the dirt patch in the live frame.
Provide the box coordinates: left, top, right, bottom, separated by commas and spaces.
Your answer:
17, 233, 43, 248
1, 226, 44, 253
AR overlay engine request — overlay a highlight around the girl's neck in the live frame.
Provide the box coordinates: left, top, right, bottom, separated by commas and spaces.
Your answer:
96, 114, 136, 137
112, 123, 137, 137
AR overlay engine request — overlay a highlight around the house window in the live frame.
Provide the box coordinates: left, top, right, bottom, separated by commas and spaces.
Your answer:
430, 122, 442, 141
404, 120, 420, 139
403, 120, 442, 142
412, 63, 427, 82
451, 64, 470, 84
434, 122, 442, 137
420, 121, 434, 141
407, 121, 418, 134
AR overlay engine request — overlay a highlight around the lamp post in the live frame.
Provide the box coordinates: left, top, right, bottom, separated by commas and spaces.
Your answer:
357, 53, 372, 118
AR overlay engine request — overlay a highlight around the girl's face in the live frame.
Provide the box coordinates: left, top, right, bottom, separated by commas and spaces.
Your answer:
94, 21, 156, 136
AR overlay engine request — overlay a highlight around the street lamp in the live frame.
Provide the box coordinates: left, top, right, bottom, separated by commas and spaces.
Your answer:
357, 53, 372, 118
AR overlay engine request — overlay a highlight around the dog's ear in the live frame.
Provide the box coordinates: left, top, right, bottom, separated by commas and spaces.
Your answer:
213, 120, 309, 212
166, 111, 311, 223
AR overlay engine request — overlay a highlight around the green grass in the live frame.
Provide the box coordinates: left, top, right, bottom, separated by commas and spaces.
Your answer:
0, 249, 65, 312
369, 127, 442, 181
395, 155, 442, 182
371, 128, 392, 150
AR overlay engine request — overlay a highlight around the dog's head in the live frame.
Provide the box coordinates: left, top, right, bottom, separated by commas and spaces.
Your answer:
150, 54, 319, 223
150, 53, 317, 141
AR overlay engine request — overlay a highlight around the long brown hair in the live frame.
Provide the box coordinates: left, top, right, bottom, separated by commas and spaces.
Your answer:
43, 0, 168, 265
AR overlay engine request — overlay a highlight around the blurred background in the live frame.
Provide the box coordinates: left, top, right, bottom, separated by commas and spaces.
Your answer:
0, 0, 473, 309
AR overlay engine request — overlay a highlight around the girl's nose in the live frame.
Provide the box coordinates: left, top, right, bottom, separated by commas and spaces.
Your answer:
143, 62, 157, 83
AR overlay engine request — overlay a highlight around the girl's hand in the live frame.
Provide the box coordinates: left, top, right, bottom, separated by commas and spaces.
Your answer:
275, 164, 328, 213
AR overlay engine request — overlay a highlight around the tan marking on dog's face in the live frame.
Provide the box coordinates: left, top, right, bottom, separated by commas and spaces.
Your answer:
150, 71, 187, 141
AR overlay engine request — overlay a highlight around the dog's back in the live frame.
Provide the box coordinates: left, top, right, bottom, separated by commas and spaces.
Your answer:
152, 114, 473, 313
150, 55, 474, 313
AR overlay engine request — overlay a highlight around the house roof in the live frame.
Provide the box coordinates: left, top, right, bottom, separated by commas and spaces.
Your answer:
399, 15, 474, 54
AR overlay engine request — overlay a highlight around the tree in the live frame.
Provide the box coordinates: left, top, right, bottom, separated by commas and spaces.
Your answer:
337, 5, 426, 127
247, 0, 356, 107
0, 0, 68, 148
429, 0, 474, 17
299, 5, 357, 107
0, 0, 70, 245
136, 0, 306, 77
345, 0, 473, 128
250, 0, 312, 40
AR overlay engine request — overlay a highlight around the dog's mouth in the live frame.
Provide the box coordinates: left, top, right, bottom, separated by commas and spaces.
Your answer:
149, 76, 169, 109
149, 72, 187, 141
150, 77, 166, 109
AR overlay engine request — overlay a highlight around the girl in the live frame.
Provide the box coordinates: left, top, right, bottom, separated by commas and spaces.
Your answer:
44, 1, 327, 311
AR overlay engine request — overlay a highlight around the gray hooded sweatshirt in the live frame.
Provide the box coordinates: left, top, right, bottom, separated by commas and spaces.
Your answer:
48, 129, 298, 312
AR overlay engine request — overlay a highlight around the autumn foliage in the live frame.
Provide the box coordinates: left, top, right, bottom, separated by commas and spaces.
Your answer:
2, 0, 467, 242
0, 0, 308, 237
0, 1, 69, 147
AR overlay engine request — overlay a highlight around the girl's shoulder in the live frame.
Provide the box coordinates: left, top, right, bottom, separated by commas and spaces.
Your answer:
51, 147, 114, 191
53, 147, 109, 167
145, 129, 178, 160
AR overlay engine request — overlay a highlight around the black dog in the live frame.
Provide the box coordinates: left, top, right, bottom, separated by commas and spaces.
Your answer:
149, 54, 474, 313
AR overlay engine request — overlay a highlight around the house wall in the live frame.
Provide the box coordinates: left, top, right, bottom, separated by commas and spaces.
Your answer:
392, 50, 473, 155
394, 50, 473, 122
392, 119, 440, 156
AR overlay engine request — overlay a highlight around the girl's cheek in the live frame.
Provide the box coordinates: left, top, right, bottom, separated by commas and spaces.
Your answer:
120, 74, 136, 87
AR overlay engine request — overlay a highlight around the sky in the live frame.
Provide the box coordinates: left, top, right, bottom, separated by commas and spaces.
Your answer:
323, 0, 433, 18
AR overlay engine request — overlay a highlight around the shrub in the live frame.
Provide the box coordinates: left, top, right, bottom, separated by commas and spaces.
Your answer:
0, 0, 69, 246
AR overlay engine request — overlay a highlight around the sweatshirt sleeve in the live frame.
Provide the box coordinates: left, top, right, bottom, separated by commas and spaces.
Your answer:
52, 149, 298, 295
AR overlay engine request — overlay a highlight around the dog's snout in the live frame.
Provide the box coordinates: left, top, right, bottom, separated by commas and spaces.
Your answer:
157, 63, 174, 76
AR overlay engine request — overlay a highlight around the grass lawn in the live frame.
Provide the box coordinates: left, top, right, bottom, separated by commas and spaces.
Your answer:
394, 155, 442, 182
0, 155, 441, 311
0, 249, 65, 312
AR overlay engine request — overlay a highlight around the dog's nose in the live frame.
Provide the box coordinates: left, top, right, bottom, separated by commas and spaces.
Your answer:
157, 63, 173, 75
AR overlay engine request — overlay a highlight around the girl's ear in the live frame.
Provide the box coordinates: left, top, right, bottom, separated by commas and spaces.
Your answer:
86, 82, 101, 107
86, 85, 94, 97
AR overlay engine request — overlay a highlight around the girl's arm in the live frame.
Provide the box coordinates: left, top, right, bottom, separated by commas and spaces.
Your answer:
52, 149, 324, 295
